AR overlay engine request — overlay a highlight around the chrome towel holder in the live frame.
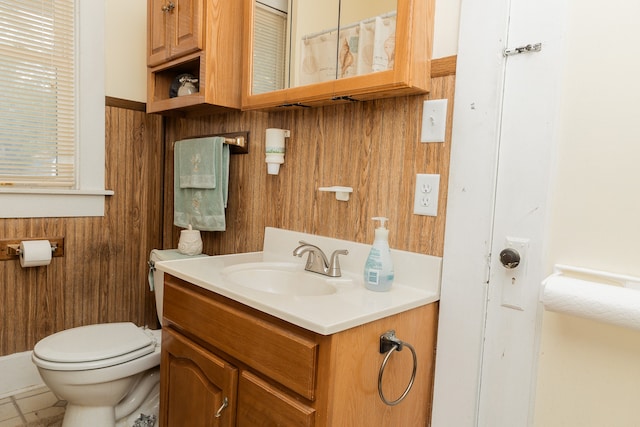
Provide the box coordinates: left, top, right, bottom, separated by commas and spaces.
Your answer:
378, 330, 418, 406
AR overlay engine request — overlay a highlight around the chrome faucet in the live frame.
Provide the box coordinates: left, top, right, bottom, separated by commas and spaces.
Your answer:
293, 241, 348, 277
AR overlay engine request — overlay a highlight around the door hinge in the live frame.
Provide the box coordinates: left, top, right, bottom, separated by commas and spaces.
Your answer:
503, 42, 542, 57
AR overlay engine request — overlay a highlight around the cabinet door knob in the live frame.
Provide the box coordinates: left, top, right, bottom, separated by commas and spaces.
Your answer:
214, 397, 228, 418
161, 1, 175, 12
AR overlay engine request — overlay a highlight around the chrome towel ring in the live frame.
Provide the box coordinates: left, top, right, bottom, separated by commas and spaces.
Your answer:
378, 330, 418, 406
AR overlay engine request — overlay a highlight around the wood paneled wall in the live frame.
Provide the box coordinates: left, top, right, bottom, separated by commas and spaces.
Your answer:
163, 74, 456, 257
0, 100, 164, 356
0, 72, 455, 357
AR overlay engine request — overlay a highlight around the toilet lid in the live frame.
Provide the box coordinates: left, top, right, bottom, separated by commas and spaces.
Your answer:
33, 322, 155, 364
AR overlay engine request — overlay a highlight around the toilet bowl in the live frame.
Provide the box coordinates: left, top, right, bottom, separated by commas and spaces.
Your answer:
31, 250, 195, 427
32, 325, 161, 427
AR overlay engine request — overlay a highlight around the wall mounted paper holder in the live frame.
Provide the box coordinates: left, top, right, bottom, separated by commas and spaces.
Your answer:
0, 237, 65, 261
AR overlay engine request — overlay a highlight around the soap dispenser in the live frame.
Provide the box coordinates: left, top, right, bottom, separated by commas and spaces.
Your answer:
364, 217, 395, 292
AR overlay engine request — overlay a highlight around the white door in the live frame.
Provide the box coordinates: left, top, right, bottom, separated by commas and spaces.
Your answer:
431, 0, 567, 425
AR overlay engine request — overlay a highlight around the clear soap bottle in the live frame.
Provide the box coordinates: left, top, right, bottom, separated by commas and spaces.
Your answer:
364, 217, 395, 292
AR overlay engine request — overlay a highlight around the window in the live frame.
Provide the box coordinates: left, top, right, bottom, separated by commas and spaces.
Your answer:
0, 0, 110, 218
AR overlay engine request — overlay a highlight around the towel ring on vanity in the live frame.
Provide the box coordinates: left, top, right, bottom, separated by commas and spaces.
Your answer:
378, 330, 418, 406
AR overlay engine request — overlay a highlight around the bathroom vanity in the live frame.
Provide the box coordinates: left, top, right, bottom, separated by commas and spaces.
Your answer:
156, 228, 441, 426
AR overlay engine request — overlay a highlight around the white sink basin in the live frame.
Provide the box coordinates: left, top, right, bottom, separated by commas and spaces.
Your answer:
221, 262, 345, 296
155, 227, 442, 334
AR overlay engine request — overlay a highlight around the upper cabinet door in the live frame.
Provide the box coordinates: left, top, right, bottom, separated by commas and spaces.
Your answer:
170, 0, 203, 59
148, 0, 170, 66
242, 0, 434, 110
148, 0, 203, 67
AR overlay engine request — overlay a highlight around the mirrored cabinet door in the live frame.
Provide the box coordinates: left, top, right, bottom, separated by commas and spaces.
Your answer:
335, 0, 397, 81
289, 0, 340, 88
250, 0, 291, 94
242, 0, 433, 110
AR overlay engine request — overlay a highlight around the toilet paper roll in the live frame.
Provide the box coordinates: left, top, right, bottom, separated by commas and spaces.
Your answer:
542, 275, 640, 331
19, 240, 52, 268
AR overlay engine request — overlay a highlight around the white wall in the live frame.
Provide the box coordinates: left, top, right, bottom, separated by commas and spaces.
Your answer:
105, 0, 147, 102
535, 0, 640, 425
432, 0, 460, 59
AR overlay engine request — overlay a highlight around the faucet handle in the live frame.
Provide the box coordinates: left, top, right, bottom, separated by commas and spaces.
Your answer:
328, 249, 349, 277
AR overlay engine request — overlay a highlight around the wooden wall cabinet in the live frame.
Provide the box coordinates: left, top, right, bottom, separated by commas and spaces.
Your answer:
160, 275, 438, 426
147, 0, 243, 115
241, 0, 435, 110
148, 0, 203, 67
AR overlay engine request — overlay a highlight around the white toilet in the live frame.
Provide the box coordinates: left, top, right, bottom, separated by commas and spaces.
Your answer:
31, 250, 185, 427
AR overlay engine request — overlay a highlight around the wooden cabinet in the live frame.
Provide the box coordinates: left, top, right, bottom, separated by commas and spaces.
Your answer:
147, 0, 243, 115
161, 328, 238, 426
237, 371, 315, 426
148, 0, 203, 67
241, 0, 435, 110
161, 275, 438, 426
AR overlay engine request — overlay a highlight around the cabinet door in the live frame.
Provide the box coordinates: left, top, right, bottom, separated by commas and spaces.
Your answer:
170, 0, 204, 59
237, 371, 315, 427
148, 0, 203, 67
148, 0, 170, 66
161, 328, 238, 427
242, 0, 433, 110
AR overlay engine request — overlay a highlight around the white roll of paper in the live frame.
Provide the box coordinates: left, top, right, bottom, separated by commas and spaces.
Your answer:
19, 240, 52, 268
542, 275, 640, 331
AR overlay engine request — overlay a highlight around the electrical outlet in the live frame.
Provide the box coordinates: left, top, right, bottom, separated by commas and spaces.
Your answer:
413, 174, 440, 216
420, 99, 448, 143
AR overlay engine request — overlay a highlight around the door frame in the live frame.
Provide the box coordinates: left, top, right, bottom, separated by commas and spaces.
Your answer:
430, 0, 567, 425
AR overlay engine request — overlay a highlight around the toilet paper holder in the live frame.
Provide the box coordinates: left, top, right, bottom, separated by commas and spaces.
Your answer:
552, 264, 640, 290
0, 237, 65, 261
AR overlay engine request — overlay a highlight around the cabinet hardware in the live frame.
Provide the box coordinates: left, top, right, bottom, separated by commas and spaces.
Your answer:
331, 96, 359, 102
214, 397, 228, 418
161, 1, 175, 13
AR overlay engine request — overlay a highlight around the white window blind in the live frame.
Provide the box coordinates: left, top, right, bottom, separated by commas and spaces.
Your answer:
252, 1, 288, 94
0, 0, 76, 189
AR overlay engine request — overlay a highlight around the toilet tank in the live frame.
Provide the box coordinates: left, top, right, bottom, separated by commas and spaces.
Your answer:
149, 250, 206, 322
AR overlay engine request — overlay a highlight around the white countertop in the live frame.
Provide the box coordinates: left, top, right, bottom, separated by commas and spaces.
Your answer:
155, 227, 442, 335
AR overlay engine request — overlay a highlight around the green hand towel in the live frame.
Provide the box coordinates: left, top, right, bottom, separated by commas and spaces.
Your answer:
176, 137, 218, 189
174, 137, 229, 231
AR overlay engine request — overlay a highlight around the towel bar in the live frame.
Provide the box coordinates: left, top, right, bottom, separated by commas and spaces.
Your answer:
176, 132, 249, 154
221, 135, 246, 149
187, 132, 249, 154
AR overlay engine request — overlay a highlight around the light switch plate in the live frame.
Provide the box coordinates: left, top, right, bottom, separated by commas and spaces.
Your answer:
420, 99, 448, 143
413, 174, 440, 216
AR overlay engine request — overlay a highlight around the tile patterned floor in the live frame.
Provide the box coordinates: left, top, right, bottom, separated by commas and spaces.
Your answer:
0, 387, 65, 427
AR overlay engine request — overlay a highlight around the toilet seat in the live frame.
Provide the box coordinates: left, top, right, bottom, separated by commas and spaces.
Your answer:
33, 322, 156, 371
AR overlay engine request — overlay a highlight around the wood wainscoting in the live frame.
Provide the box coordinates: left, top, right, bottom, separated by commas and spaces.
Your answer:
163, 73, 456, 257
0, 99, 164, 356
0, 66, 455, 356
